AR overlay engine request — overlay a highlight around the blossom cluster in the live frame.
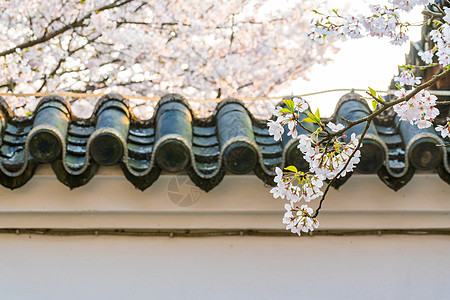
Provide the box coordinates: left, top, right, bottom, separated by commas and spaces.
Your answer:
267, 97, 309, 140
270, 167, 322, 235
436, 118, 450, 138
393, 70, 422, 86
0, 0, 336, 101
270, 166, 324, 203
300, 132, 361, 180
393, 88, 439, 128
390, 0, 434, 12
312, 0, 450, 138
275, 0, 450, 237
310, 1, 434, 45
2, 96, 39, 117
418, 7, 450, 66
268, 97, 361, 235
283, 202, 319, 235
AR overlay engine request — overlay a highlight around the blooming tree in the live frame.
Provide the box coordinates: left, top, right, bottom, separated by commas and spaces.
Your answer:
0, 0, 335, 116
268, 0, 450, 235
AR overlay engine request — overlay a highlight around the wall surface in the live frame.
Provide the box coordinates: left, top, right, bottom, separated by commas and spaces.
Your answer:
0, 235, 449, 300
0, 169, 449, 299
0, 169, 449, 230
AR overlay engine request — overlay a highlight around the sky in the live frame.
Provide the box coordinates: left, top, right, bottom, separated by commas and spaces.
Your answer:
278, 2, 424, 117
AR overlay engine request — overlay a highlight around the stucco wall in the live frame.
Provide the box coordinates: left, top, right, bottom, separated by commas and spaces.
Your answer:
0, 235, 449, 300
0, 170, 449, 299
0, 171, 449, 230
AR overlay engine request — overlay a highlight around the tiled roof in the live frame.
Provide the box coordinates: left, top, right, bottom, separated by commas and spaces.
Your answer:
0, 92, 449, 191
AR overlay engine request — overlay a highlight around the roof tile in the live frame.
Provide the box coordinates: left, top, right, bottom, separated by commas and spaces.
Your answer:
0, 92, 449, 191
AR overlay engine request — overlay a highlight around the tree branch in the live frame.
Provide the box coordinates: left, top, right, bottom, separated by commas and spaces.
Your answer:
0, 0, 134, 57
312, 119, 372, 218
331, 67, 450, 138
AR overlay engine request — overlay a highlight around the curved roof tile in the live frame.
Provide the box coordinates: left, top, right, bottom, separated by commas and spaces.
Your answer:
0, 92, 449, 191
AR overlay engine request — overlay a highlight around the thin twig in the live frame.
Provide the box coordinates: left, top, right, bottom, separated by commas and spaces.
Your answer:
331, 67, 450, 138
365, 91, 387, 106
311, 119, 372, 218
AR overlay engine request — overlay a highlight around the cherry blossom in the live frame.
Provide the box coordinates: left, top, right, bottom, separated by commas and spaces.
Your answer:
302, 133, 361, 180
418, 50, 434, 64
283, 202, 319, 236
267, 120, 284, 141
271, 0, 450, 236
309, 2, 431, 45
327, 121, 345, 133
267, 97, 309, 140
390, 0, 434, 12
297, 134, 316, 157
270, 166, 325, 203
0, 0, 336, 102
393, 88, 439, 129
436, 118, 450, 138
394, 70, 422, 86
268, 94, 366, 234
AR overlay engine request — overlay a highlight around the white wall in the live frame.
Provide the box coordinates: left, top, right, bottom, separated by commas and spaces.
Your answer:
0, 169, 449, 299
0, 171, 449, 230
0, 235, 449, 300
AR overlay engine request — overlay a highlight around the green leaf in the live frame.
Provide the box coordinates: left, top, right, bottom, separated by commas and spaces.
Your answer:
315, 108, 321, 120
284, 165, 298, 173
279, 108, 291, 113
283, 99, 294, 111
301, 117, 315, 123
306, 111, 318, 122
306, 111, 321, 124
369, 87, 377, 98
371, 99, 377, 111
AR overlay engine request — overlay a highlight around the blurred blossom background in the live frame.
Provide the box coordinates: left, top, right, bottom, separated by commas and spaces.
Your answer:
281, 2, 424, 117
0, 0, 423, 119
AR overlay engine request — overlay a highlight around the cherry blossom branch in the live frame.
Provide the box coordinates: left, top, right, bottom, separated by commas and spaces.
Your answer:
311, 119, 371, 218
0, 0, 134, 57
37, 34, 102, 92
333, 67, 450, 138
268, 0, 450, 237
271, 66, 450, 231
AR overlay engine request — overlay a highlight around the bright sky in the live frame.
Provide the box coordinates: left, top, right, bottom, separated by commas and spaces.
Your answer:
279, 2, 424, 116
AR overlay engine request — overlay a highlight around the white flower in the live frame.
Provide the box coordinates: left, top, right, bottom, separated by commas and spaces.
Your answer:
419, 50, 434, 64
394, 89, 440, 129
416, 120, 432, 129
267, 120, 284, 141
444, 7, 450, 24
272, 106, 284, 118
292, 97, 308, 113
270, 186, 285, 199
436, 118, 450, 139
274, 167, 283, 183
301, 133, 361, 180
394, 70, 421, 87
71, 98, 95, 119
297, 134, 316, 157
327, 122, 345, 133
282, 202, 319, 236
